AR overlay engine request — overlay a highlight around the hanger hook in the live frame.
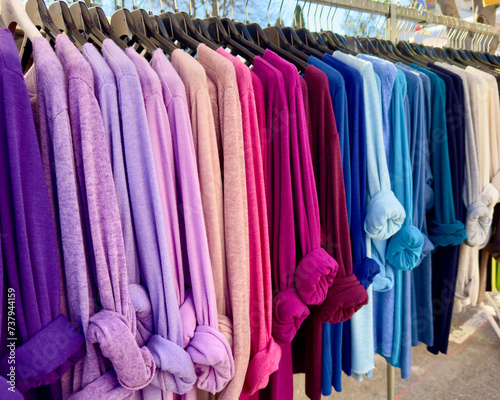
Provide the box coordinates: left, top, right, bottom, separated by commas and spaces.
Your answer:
267, 0, 271, 26
314, 2, 319, 33
331, 0, 339, 32
319, 3, 325, 32
365, 0, 374, 37
355, 11, 363, 37
278, 0, 285, 26
487, 33, 494, 53
306, 0, 312, 27
344, 0, 353, 35
293, 0, 300, 27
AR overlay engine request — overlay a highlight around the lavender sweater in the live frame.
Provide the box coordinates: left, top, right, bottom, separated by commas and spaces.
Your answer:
56, 36, 156, 399
102, 40, 196, 398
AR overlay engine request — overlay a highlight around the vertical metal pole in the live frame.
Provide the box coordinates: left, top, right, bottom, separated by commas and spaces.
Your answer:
387, 363, 395, 400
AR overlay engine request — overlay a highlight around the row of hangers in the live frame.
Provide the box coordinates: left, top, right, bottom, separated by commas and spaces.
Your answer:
1, 0, 500, 73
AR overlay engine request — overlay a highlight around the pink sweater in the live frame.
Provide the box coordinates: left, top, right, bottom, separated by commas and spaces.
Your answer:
216, 49, 281, 397
197, 44, 251, 400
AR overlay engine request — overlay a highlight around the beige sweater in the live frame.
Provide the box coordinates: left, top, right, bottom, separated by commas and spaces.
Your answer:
197, 44, 251, 400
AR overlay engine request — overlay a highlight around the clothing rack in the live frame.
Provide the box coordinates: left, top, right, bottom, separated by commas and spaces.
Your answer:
299, 0, 500, 49
280, 0, 500, 398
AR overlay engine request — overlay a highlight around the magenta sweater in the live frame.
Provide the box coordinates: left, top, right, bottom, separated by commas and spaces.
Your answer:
216, 49, 281, 397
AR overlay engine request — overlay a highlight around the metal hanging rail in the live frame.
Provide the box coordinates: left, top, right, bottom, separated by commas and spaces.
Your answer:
302, 0, 500, 38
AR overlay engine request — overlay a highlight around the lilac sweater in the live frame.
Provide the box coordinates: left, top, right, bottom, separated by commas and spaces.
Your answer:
151, 50, 234, 395
24, 35, 98, 396
56, 36, 155, 399
102, 40, 196, 397
82, 44, 140, 285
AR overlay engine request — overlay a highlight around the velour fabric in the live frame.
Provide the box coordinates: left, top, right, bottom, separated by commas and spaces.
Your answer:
57, 36, 153, 396
23, 34, 97, 396
216, 48, 280, 397
0, 30, 85, 395
252, 54, 299, 400
197, 44, 251, 400
82, 44, 139, 284
152, 49, 235, 394
102, 40, 196, 396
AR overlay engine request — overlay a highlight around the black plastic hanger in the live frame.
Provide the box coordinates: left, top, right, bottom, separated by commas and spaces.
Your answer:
111, 6, 158, 56
220, 16, 264, 56
263, 23, 309, 62
295, 28, 330, 53
88, 3, 127, 50
70, 2, 106, 48
159, 11, 200, 51
174, 10, 218, 49
48, 1, 87, 48
202, 14, 256, 63
131, 8, 177, 54
282, 26, 324, 58
245, 22, 308, 72
234, 20, 257, 43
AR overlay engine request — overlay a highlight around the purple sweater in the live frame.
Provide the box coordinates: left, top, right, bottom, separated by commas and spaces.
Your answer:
0, 29, 84, 395
56, 36, 155, 399
82, 44, 140, 285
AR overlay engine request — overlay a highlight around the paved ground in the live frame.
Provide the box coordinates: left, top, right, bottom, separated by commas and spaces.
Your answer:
294, 292, 500, 400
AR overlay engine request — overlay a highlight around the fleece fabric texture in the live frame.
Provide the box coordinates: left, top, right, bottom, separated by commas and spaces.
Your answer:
252, 56, 302, 400
215, 48, 280, 398
197, 44, 251, 400
396, 63, 434, 349
411, 64, 466, 356
307, 56, 351, 222
455, 66, 500, 308
298, 64, 368, 400
170, 50, 228, 361
102, 40, 195, 397
332, 51, 405, 378
0, 30, 85, 396
321, 53, 376, 394
152, 50, 235, 395
57, 36, 154, 398
261, 50, 338, 400
82, 44, 140, 285
25, 35, 95, 397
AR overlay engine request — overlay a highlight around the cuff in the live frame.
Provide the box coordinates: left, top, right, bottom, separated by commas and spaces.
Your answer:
128, 283, 154, 347
364, 190, 406, 241
464, 182, 498, 247
428, 220, 467, 247
87, 310, 156, 391
353, 257, 380, 290
386, 226, 424, 271
316, 275, 368, 323
272, 288, 310, 344
68, 370, 134, 400
179, 290, 197, 349
295, 248, 338, 305
186, 325, 235, 394
0, 314, 85, 393
147, 334, 197, 394
241, 339, 281, 396
0, 376, 23, 399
